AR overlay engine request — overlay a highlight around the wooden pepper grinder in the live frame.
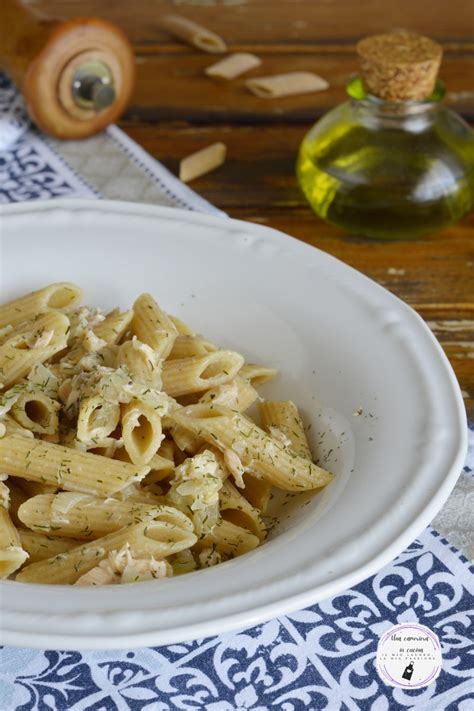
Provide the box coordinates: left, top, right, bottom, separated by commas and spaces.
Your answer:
0, 0, 136, 139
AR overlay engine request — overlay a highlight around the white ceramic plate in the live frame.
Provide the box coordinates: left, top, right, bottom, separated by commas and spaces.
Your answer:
0, 199, 466, 649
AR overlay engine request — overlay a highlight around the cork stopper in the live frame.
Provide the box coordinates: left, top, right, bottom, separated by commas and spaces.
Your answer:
357, 32, 442, 101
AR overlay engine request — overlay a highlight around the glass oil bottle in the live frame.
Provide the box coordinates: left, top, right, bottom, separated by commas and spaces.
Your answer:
296, 32, 474, 239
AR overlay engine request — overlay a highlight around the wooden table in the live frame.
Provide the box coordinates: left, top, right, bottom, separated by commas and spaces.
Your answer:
39, 1, 474, 419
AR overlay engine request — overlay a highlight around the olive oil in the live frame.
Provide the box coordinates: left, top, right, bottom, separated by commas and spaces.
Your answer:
296, 34, 474, 240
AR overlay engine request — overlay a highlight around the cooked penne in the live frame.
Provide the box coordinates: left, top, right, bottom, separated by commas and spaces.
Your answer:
241, 473, 272, 513
220, 479, 266, 540
258, 400, 312, 459
0, 283, 81, 330
168, 315, 195, 337
168, 335, 217, 360
16, 519, 197, 584
161, 14, 226, 53
131, 294, 178, 360
1, 414, 35, 439
0, 312, 70, 389
199, 377, 258, 412
179, 142, 227, 183
143, 443, 176, 485
6, 480, 28, 526
162, 350, 244, 397
239, 363, 279, 387
93, 308, 134, 345
246, 71, 329, 98
167, 449, 226, 537
0, 435, 149, 497
117, 339, 162, 387
205, 52, 261, 80
0, 506, 29, 578
11, 389, 60, 435
77, 395, 120, 443
121, 400, 163, 465
169, 405, 333, 491
1, 284, 336, 584
18, 493, 190, 539
18, 528, 81, 564
201, 519, 259, 558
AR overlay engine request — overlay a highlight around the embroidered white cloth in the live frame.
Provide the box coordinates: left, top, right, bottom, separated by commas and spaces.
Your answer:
0, 74, 473, 711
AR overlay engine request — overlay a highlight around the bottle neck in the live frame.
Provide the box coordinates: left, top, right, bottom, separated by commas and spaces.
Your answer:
346, 76, 444, 130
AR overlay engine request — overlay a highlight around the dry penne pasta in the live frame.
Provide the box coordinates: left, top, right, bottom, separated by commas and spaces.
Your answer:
179, 143, 227, 183
18, 528, 81, 564
18, 493, 190, 540
0, 283, 81, 330
246, 71, 329, 98
93, 308, 134, 345
0, 506, 29, 578
162, 350, 244, 397
258, 400, 312, 459
0, 312, 70, 389
1, 284, 335, 585
161, 14, 226, 53
0, 435, 149, 497
16, 519, 197, 584
131, 293, 178, 359
169, 405, 333, 491
205, 52, 261, 79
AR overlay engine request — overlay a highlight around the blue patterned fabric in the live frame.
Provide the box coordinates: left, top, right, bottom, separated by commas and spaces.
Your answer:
0, 75, 473, 710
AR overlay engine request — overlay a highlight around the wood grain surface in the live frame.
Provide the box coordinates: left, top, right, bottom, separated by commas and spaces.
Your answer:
33, 0, 474, 418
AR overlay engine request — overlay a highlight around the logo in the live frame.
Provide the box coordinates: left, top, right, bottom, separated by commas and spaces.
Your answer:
376, 623, 442, 689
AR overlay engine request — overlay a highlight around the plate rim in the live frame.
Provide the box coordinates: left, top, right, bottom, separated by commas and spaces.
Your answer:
0, 198, 467, 649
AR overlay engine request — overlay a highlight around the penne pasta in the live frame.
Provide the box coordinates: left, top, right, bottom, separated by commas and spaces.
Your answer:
161, 14, 226, 53
16, 519, 197, 584
18, 493, 191, 540
162, 350, 244, 397
168, 335, 217, 360
239, 363, 279, 387
0, 435, 149, 497
220, 479, 266, 541
168, 315, 195, 337
179, 143, 227, 183
131, 294, 178, 360
258, 400, 312, 459
121, 400, 164, 465
201, 519, 259, 558
199, 376, 258, 412
205, 52, 261, 80
93, 308, 134, 345
18, 528, 81, 564
0, 284, 336, 585
11, 388, 60, 435
241, 473, 272, 513
0, 506, 29, 578
0, 283, 81, 330
76, 395, 120, 443
0, 312, 70, 389
169, 405, 333, 491
246, 71, 329, 98
117, 339, 162, 387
